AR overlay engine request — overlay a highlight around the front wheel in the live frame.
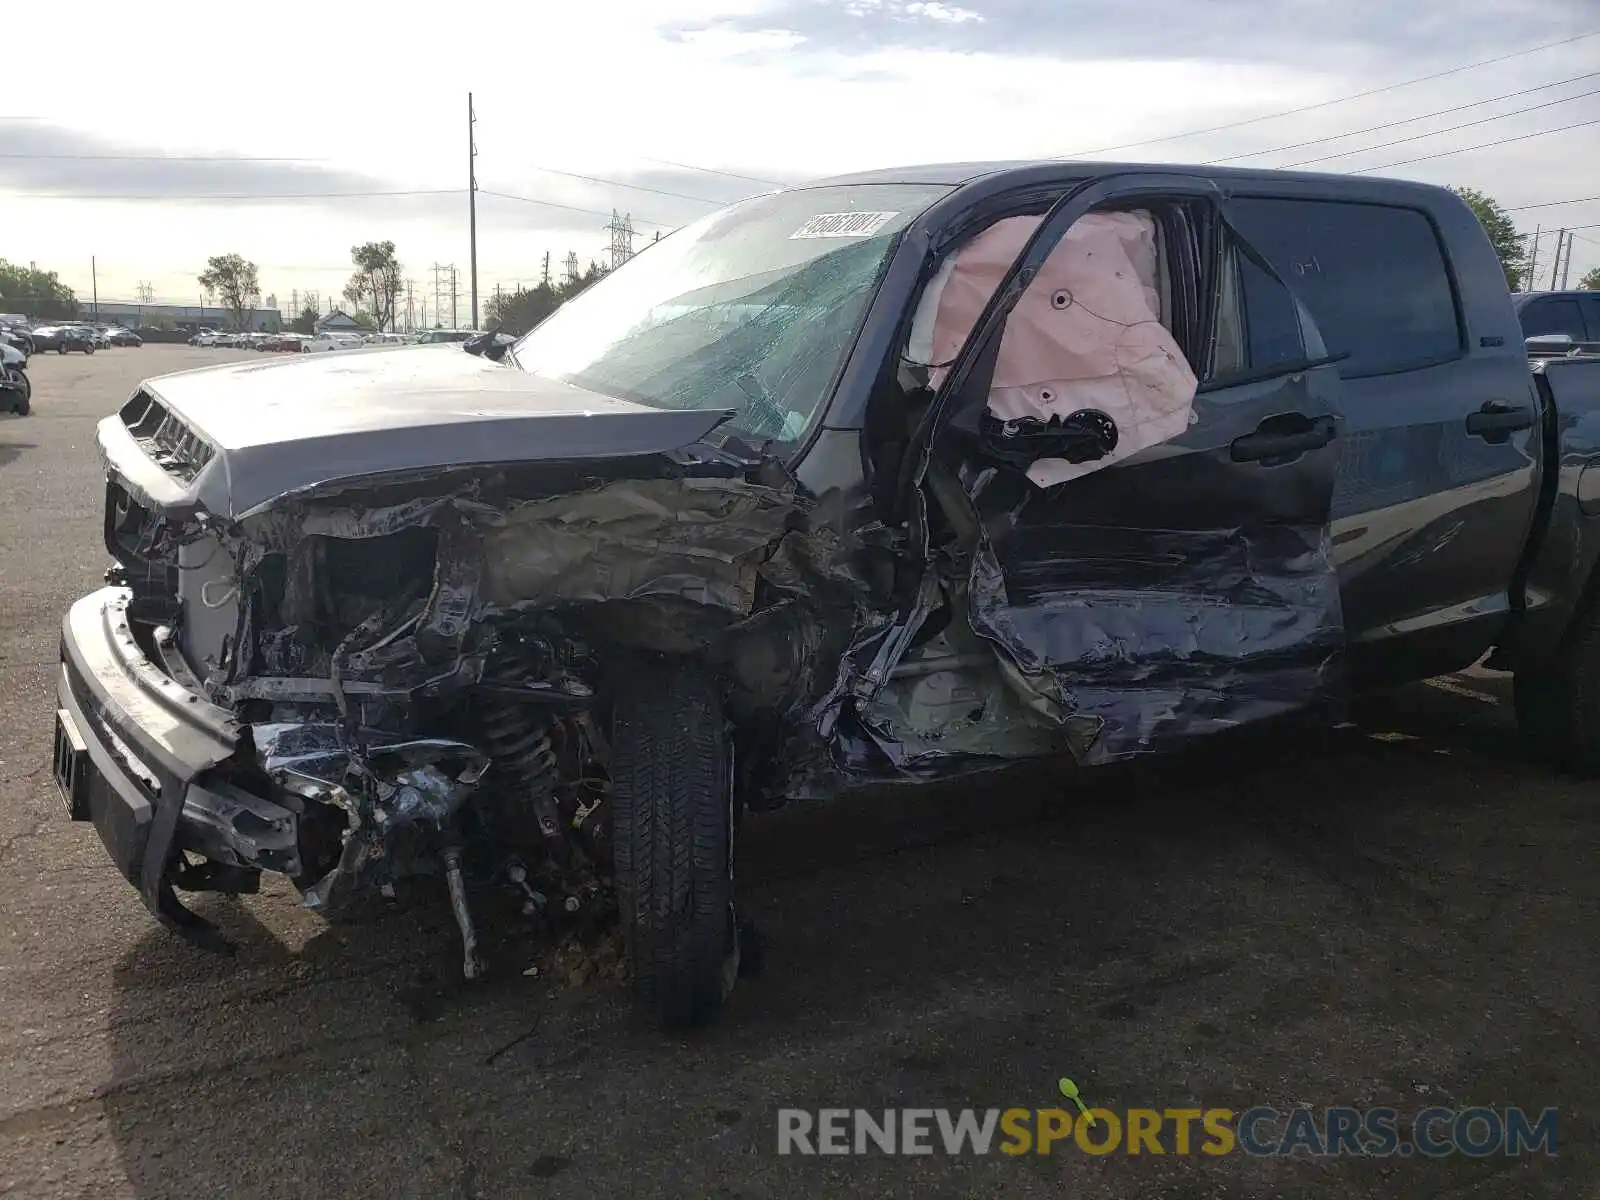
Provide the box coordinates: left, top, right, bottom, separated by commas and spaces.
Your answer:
611, 661, 739, 1029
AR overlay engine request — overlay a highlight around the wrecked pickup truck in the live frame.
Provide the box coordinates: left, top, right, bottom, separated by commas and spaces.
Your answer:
53, 161, 1600, 1028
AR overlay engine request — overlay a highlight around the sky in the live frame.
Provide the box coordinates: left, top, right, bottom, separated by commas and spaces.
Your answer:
3, 0, 1598, 322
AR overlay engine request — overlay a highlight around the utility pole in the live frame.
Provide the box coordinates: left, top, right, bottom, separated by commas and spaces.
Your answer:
1526, 226, 1542, 292
540, 251, 551, 289
1550, 230, 1567, 290
1559, 232, 1575, 290
405, 279, 415, 332
468, 92, 479, 331
91, 256, 99, 320
450, 264, 458, 329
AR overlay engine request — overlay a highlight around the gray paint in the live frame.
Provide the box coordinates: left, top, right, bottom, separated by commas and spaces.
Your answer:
104, 343, 734, 520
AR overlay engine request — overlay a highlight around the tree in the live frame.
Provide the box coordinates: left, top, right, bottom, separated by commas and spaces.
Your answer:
0, 260, 79, 320
1580, 266, 1600, 291
345, 240, 402, 331
483, 254, 609, 335
197, 253, 261, 332
1449, 187, 1527, 290
289, 305, 320, 335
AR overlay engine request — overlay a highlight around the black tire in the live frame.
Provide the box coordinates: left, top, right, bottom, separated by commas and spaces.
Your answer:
1514, 666, 1571, 767
611, 661, 738, 1029
9, 373, 29, 415
1515, 600, 1600, 773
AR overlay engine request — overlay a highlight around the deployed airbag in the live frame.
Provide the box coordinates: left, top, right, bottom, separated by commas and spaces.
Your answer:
907, 211, 1197, 488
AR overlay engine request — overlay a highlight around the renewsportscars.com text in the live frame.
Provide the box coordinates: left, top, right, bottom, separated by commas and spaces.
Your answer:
776, 1106, 1558, 1158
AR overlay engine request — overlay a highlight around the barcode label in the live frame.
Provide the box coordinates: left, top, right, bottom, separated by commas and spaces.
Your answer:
789, 211, 899, 239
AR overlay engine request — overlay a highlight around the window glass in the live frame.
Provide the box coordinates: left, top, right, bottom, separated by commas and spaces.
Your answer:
1518, 297, 1586, 342
1228, 198, 1463, 376
1237, 253, 1304, 369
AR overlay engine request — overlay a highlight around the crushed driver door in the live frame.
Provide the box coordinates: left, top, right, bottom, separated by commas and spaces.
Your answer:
918, 175, 1347, 763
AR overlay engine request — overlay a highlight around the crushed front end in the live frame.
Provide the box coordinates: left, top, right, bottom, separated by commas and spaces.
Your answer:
57, 365, 858, 995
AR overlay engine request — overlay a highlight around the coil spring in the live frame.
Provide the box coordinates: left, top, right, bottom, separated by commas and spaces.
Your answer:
479, 635, 563, 838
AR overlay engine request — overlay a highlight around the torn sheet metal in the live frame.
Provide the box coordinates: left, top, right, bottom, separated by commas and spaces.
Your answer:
477, 477, 800, 612
907, 211, 1197, 488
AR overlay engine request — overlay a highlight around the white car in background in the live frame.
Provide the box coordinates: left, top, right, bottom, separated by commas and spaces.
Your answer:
301, 332, 365, 353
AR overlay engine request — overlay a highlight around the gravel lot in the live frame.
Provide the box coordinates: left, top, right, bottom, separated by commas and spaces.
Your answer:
0, 345, 1595, 1198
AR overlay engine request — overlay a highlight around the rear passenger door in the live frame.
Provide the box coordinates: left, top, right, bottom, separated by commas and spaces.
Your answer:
1229, 197, 1541, 687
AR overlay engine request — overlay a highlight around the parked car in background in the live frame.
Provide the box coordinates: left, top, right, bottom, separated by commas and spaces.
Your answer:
0, 337, 28, 416
58, 326, 97, 354
415, 328, 483, 344
301, 332, 364, 353
106, 328, 143, 347
29, 326, 64, 352
0, 324, 33, 357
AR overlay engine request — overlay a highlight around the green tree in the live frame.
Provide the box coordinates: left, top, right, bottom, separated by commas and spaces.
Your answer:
484, 255, 608, 335
197, 253, 261, 332
344, 240, 402, 331
1580, 266, 1600, 291
1449, 187, 1527, 289
289, 305, 320, 335
0, 260, 79, 320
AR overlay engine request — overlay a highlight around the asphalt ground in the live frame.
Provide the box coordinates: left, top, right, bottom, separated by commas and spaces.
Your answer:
0, 345, 1595, 1198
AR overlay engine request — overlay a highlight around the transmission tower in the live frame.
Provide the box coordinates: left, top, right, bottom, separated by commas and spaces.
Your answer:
540, 251, 551, 289
562, 252, 580, 288
431, 263, 454, 329
606, 210, 636, 270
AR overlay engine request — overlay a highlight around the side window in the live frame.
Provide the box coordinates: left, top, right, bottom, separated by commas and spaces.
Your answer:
1236, 249, 1305, 370
1518, 297, 1587, 342
1228, 198, 1463, 377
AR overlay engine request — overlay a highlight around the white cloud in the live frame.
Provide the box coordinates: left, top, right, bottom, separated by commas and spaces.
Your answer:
3, 0, 1595, 302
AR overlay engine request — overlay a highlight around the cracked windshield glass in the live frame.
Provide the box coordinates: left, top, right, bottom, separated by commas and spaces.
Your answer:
511, 183, 951, 443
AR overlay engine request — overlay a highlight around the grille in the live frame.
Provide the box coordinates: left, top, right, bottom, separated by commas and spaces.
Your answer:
119, 389, 215, 485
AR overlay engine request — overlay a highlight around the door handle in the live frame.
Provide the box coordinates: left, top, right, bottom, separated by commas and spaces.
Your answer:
1230, 414, 1337, 464
1465, 400, 1534, 442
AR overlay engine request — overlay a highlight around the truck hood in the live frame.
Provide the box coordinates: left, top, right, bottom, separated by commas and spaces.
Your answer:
97, 344, 735, 520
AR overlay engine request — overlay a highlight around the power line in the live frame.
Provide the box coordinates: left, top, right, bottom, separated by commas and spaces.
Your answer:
477, 187, 680, 229
0, 152, 328, 162
1204, 69, 1600, 164
523, 164, 732, 205
642, 157, 784, 187
0, 187, 464, 201
1352, 117, 1600, 173
1280, 86, 1600, 168
1057, 28, 1600, 157
1508, 195, 1600, 211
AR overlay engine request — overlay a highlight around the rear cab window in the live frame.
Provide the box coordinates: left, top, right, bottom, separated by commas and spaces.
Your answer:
1228, 198, 1464, 376
1518, 296, 1588, 342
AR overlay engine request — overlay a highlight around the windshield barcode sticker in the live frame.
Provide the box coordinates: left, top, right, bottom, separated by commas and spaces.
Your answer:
790, 211, 899, 239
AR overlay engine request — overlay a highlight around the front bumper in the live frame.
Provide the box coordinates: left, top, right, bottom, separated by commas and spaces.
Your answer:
55, 587, 299, 949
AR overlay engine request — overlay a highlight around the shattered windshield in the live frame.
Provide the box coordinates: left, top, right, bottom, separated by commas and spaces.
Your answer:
511, 183, 952, 444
